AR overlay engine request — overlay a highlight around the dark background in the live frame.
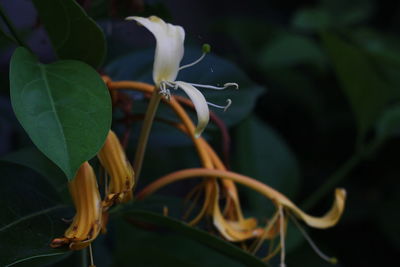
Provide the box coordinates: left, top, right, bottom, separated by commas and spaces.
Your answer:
1, 0, 400, 266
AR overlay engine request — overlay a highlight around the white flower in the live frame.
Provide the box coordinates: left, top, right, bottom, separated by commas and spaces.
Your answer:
125, 15, 237, 137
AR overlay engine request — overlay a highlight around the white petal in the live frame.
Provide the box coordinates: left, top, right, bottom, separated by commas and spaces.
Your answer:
174, 81, 209, 137
126, 16, 185, 85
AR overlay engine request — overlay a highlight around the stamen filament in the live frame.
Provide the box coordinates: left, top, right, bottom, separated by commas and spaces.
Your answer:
279, 206, 286, 267
88, 244, 95, 267
187, 82, 239, 90
179, 52, 207, 71
207, 99, 232, 112
289, 213, 338, 264
250, 211, 279, 254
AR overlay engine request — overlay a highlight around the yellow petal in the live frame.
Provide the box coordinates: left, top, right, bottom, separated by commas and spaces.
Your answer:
284, 188, 346, 229
51, 162, 102, 250
212, 181, 263, 241
98, 130, 135, 203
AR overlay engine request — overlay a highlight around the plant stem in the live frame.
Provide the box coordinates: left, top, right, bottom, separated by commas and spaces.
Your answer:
137, 168, 345, 229
81, 248, 88, 267
133, 90, 162, 182
0, 3, 28, 48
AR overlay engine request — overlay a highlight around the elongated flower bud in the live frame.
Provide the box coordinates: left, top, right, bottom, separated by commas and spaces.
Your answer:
98, 130, 135, 204
51, 162, 102, 250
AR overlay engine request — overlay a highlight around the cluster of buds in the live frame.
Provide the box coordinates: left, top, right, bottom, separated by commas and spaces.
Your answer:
51, 130, 134, 250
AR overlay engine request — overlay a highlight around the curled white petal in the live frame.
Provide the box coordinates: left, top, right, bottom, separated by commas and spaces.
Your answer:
174, 81, 209, 138
126, 16, 185, 85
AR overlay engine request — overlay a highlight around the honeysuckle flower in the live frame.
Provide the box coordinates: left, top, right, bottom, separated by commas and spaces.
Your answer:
211, 180, 269, 241
51, 162, 102, 250
137, 168, 346, 264
98, 130, 135, 205
125, 15, 238, 137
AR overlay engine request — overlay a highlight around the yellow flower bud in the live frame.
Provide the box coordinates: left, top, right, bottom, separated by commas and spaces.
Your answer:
51, 162, 102, 250
98, 130, 135, 204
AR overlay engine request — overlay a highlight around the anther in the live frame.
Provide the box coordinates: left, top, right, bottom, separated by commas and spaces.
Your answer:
224, 83, 239, 89
158, 82, 172, 100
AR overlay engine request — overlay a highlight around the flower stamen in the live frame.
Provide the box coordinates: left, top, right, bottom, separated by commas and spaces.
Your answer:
279, 205, 286, 267
289, 213, 338, 264
179, 44, 211, 71
159, 81, 172, 100
207, 99, 232, 112
186, 82, 239, 91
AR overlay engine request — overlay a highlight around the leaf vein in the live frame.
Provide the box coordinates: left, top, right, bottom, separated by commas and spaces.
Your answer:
0, 205, 64, 232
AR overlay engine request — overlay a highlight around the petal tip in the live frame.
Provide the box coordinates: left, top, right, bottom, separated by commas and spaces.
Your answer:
125, 16, 137, 21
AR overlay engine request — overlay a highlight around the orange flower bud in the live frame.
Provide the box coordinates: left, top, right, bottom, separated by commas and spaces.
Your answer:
51, 162, 102, 250
98, 130, 135, 204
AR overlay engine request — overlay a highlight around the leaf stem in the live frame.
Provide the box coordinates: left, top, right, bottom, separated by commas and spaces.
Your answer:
133, 89, 162, 182
0, 3, 28, 48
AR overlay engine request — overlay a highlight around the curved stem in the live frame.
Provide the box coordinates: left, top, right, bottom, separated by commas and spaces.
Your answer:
136, 168, 345, 229
133, 90, 162, 182
137, 168, 287, 202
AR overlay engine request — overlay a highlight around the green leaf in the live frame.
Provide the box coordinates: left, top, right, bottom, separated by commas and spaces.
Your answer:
105, 47, 265, 128
32, 0, 106, 68
292, 2, 372, 31
10, 47, 112, 180
258, 33, 327, 69
1, 146, 67, 193
0, 162, 69, 266
292, 8, 332, 31
233, 116, 300, 216
376, 105, 400, 141
116, 210, 266, 267
321, 32, 390, 139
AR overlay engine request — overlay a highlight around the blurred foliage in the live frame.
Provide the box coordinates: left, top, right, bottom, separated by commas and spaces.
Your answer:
0, 0, 399, 266
211, 0, 400, 265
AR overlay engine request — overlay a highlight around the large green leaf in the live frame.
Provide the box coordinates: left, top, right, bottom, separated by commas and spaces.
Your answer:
0, 162, 69, 266
258, 33, 327, 69
116, 210, 266, 267
10, 47, 112, 180
292, 1, 373, 31
376, 105, 400, 141
234, 116, 300, 212
1, 146, 67, 193
32, 0, 106, 68
105, 47, 265, 128
322, 32, 390, 140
